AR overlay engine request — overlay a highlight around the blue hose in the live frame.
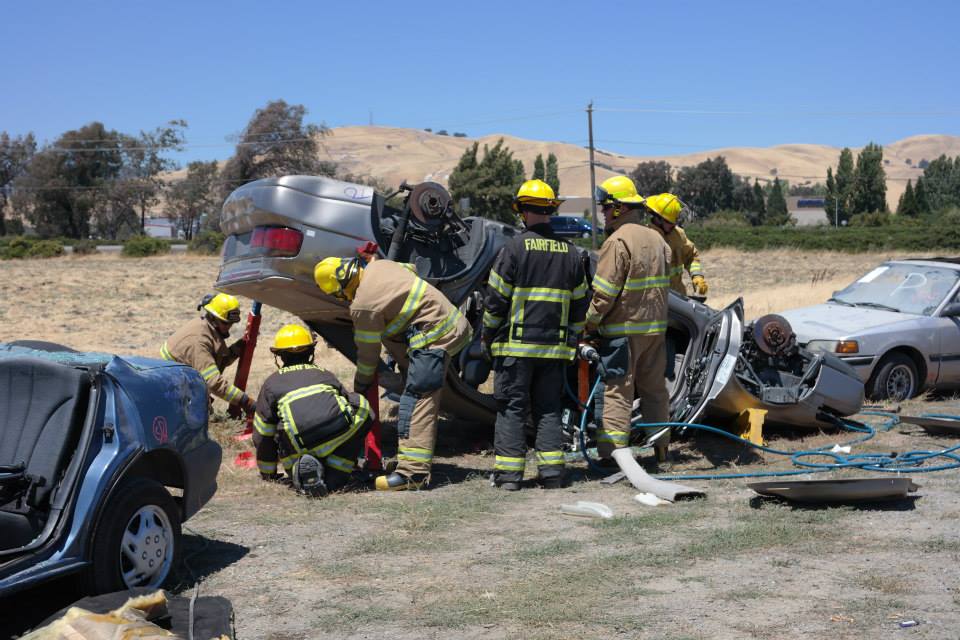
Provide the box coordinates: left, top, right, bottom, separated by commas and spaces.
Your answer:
570, 374, 960, 481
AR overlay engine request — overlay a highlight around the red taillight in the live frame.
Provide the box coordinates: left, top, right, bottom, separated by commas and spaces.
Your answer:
249, 226, 303, 256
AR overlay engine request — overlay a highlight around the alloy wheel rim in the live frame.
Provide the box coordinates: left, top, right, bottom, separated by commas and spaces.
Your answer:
119, 505, 174, 588
886, 364, 915, 401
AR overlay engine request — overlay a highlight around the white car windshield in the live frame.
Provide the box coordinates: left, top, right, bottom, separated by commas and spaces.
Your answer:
830, 263, 960, 316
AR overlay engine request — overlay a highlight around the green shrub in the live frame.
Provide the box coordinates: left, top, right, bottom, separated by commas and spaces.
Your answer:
0, 236, 64, 259
702, 210, 751, 227
848, 211, 893, 227
188, 231, 225, 255
122, 235, 170, 257
71, 239, 99, 255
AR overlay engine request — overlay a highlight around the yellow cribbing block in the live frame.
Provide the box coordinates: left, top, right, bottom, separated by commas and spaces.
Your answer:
736, 408, 766, 446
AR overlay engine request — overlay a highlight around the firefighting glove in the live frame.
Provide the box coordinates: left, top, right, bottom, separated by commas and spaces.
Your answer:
229, 338, 247, 358
479, 340, 493, 363
240, 393, 256, 415
692, 275, 708, 296
354, 374, 373, 395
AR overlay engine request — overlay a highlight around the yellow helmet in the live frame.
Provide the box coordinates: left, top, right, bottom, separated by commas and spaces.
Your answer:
270, 324, 315, 353
512, 179, 563, 213
203, 293, 241, 323
314, 256, 363, 301
645, 193, 683, 224
596, 175, 645, 207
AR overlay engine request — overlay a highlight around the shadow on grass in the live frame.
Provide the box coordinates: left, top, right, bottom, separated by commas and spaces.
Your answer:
170, 532, 250, 592
748, 494, 920, 512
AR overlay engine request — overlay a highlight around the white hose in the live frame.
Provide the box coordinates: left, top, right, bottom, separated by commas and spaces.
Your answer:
611, 448, 705, 502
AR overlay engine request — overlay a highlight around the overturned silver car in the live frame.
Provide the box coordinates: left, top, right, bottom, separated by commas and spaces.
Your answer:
214, 175, 863, 431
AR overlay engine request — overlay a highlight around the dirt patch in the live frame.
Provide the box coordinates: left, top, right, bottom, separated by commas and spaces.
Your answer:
4, 250, 960, 639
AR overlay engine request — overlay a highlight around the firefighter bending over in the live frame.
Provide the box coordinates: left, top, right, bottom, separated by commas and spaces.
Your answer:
314, 253, 472, 491
161, 293, 255, 414
253, 324, 372, 496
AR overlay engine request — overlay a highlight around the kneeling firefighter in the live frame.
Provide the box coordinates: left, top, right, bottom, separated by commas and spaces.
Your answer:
314, 253, 472, 491
253, 325, 372, 496
587, 176, 673, 464
482, 179, 588, 490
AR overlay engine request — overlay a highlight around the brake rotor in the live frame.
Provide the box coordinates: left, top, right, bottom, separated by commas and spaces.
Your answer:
408, 182, 451, 224
753, 314, 795, 355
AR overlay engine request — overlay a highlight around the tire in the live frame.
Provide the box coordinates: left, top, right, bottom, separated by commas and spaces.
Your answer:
84, 477, 181, 594
868, 352, 919, 401
581, 231, 591, 239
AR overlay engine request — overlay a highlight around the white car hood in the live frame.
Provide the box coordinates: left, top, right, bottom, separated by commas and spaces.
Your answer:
779, 303, 913, 341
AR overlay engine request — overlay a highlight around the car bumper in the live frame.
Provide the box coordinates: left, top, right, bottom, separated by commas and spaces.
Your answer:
182, 439, 222, 521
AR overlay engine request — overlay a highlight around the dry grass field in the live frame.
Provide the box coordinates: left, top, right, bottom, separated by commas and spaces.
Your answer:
3, 250, 960, 639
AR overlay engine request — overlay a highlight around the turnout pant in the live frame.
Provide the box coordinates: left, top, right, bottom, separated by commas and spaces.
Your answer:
492, 357, 566, 483
385, 339, 447, 478
597, 334, 670, 459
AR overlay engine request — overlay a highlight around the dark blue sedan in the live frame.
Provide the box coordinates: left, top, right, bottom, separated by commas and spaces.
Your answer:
0, 342, 221, 596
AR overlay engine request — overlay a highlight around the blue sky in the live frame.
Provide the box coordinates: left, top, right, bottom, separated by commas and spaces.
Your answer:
3, 0, 959, 163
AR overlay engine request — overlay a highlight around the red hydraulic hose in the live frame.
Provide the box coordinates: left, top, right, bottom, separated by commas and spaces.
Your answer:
364, 373, 383, 471
229, 301, 262, 421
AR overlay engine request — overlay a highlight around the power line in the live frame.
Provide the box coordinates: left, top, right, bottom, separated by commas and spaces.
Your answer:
594, 106, 960, 118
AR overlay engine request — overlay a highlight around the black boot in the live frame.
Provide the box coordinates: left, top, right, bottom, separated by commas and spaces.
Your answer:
538, 473, 566, 490
292, 454, 327, 497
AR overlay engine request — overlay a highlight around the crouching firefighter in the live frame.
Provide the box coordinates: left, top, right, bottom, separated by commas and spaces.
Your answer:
314, 254, 472, 491
644, 193, 707, 297
482, 179, 587, 490
253, 325, 372, 496
587, 176, 673, 465
161, 293, 255, 414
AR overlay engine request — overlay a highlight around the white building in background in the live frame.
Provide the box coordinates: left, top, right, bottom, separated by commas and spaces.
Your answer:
144, 217, 177, 238
787, 196, 828, 226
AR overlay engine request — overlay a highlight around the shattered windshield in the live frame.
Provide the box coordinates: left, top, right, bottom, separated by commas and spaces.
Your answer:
831, 263, 960, 316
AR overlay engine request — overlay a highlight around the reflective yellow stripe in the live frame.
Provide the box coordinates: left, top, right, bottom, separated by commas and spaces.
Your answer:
278, 383, 352, 452
225, 386, 243, 402
257, 460, 277, 474
279, 394, 370, 470
689, 261, 703, 276
482, 311, 503, 329
598, 320, 668, 337
200, 364, 219, 381
670, 266, 684, 276
487, 270, 513, 297
570, 322, 586, 334
355, 329, 382, 344
384, 277, 427, 337
398, 447, 432, 463
572, 278, 587, 299
408, 308, 464, 350
592, 274, 621, 297
160, 343, 175, 361
490, 342, 575, 360
597, 429, 629, 446
623, 275, 670, 291
326, 454, 355, 473
536, 451, 565, 466
254, 413, 276, 437
512, 287, 571, 302
356, 361, 376, 376
494, 455, 525, 471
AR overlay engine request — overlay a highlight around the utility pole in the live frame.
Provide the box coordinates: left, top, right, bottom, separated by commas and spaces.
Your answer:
835, 198, 838, 228
587, 101, 598, 250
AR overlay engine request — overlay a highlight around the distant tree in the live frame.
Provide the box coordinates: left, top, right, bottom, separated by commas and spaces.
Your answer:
914, 176, 930, 215
453, 132, 467, 138
730, 175, 754, 212
533, 154, 546, 180
0, 132, 36, 236
852, 142, 887, 214
448, 139, 525, 224
905, 158, 912, 165
15, 122, 129, 238
766, 177, 790, 224
220, 100, 334, 199
166, 160, 220, 239
674, 156, 734, 216
121, 121, 186, 232
920, 154, 958, 212
918, 158, 929, 169
788, 182, 827, 196
629, 160, 672, 196
752, 179, 766, 225
824, 148, 855, 224
545, 153, 560, 195
897, 180, 918, 217
436, 130, 449, 136
424, 128, 432, 132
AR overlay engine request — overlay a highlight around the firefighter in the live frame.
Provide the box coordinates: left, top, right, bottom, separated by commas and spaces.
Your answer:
252, 324, 372, 496
482, 180, 587, 490
586, 176, 673, 464
160, 293, 255, 414
644, 193, 708, 297
313, 254, 472, 491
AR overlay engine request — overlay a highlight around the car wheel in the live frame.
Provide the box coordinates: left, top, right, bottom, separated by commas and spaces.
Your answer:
84, 477, 181, 594
581, 231, 590, 239
868, 352, 918, 401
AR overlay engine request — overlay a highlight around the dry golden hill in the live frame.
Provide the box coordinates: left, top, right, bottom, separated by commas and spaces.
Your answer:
320, 126, 960, 210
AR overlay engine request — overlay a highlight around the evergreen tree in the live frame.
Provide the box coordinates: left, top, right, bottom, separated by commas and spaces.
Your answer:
825, 148, 855, 224
752, 179, 766, 225
852, 142, 887, 214
897, 180, 918, 217
448, 139, 525, 224
674, 156, 735, 215
914, 176, 930, 215
920, 155, 958, 212
545, 153, 560, 195
532, 154, 546, 181
824, 167, 837, 224
0, 132, 36, 236
766, 177, 790, 224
